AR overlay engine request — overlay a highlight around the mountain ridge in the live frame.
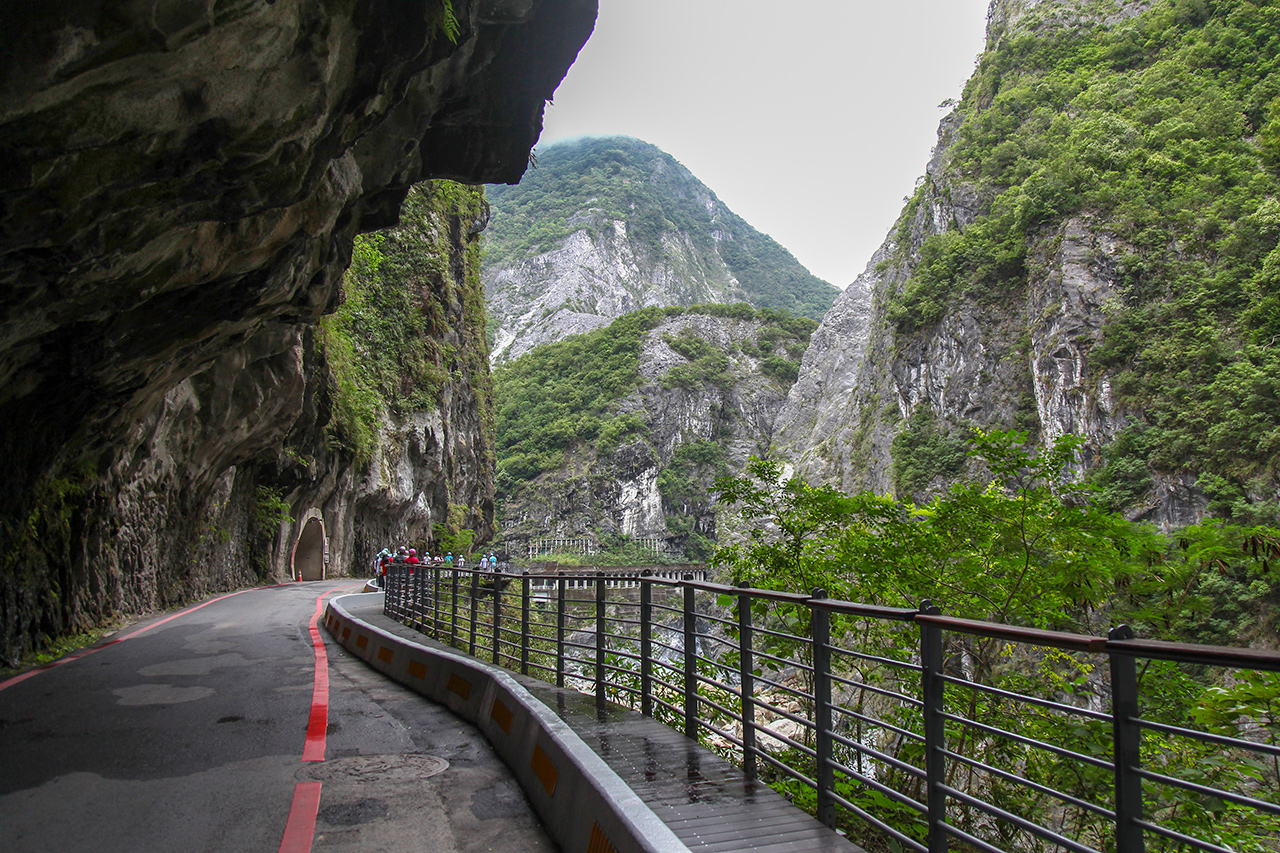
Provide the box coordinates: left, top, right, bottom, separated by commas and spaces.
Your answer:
483, 136, 838, 363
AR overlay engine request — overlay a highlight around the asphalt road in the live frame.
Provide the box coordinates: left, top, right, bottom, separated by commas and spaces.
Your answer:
0, 580, 556, 852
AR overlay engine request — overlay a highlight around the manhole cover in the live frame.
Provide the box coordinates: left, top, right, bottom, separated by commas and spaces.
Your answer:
300, 754, 449, 783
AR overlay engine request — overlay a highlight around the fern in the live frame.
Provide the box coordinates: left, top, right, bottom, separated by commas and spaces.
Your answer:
432, 0, 460, 44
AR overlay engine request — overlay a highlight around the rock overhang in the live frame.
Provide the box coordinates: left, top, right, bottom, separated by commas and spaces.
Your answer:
0, 0, 597, 514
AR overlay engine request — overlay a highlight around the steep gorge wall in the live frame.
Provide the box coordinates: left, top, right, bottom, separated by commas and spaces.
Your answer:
777, 0, 1279, 526
0, 0, 595, 663
497, 310, 811, 559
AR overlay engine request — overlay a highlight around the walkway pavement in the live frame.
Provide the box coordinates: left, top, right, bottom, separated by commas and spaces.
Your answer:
344, 595, 863, 852
0, 582, 555, 853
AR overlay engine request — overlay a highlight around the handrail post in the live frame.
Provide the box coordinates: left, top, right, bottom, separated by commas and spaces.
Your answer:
386, 564, 396, 617
683, 574, 697, 741
431, 562, 440, 638
556, 572, 566, 689
596, 571, 607, 707
521, 571, 531, 677
641, 572, 653, 717
412, 560, 422, 627
492, 569, 502, 665
449, 568, 459, 649
469, 569, 479, 657
737, 581, 757, 780
920, 600, 947, 853
390, 564, 401, 618
812, 589, 835, 828
1110, 625, 1145, 853
417, 564, 426, 629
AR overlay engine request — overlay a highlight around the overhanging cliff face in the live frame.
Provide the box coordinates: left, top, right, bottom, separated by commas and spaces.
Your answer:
0, 0, 595, 663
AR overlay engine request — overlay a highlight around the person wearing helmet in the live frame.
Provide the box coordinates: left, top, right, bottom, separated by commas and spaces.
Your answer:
406, 548, 420, 565
445, 552, 453, 568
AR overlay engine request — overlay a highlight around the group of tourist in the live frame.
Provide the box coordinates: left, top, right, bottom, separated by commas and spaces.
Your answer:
372, 545, 503, 585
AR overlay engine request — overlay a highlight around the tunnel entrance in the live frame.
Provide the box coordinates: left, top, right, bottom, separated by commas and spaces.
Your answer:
292, 516, 326, 581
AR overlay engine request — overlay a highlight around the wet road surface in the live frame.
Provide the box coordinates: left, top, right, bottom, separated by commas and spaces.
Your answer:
0, 580, 556, 852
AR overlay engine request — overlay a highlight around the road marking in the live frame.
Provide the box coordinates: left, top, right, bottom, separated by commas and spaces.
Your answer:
278, 781, 323, 853
0, 588, 252, 693
302, 589, 333, 762
281, 583, 361, 852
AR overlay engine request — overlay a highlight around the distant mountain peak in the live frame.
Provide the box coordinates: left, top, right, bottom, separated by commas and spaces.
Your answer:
483, 136, 836, 363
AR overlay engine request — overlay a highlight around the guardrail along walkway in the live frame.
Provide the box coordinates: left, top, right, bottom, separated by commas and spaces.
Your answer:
341, 593, 862, 852
380, 565, 1280, 853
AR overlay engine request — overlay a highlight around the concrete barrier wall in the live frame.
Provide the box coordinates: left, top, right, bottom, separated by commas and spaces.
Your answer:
324, 592, 690, 853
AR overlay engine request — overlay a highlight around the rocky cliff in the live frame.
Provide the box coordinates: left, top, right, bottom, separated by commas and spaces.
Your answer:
777, 0, 1280, 526
494, 306, 815, 559
0, 0, 595, 664
483, 136, 837, 362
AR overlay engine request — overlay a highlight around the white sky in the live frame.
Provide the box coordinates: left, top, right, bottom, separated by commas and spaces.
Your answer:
538, 0, 993, 288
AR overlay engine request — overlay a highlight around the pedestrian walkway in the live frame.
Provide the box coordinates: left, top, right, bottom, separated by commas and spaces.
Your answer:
339, 594, 862, 852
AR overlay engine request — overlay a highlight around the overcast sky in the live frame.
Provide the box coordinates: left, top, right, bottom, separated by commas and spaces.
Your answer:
537, 0, 993, 288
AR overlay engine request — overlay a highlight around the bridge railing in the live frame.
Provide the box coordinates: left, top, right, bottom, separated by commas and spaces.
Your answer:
381, 564, 1280, 853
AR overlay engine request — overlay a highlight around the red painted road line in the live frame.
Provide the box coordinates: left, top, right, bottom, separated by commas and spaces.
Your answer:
0, 639, 122, 692
0, 588, 254, 693
302, 589, 332, 762
277, 781, 323, 853
281, 584, 361, 852
300, 583, 362, 762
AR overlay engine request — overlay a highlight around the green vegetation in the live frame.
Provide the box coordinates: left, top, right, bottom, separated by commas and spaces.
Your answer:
429, 0, 459, 42
0, 623, 123, 679
250, 486, 292, 577
485, 136, 838, 320
882, 0, 1280, 516
716, 427, 1279, 642
320, 181, 490, 463
889, 404, 969, 497
714, 428, 1280, 850
1, 462, 98, 652
252, 486, 293, 532
657, 440, 729, 560
433, 504, 476, 556
660, 328, 733, 390
493, 306, 667, 489
493, 304, 816, 491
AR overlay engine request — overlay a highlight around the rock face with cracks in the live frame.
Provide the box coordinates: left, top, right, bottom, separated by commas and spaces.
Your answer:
0, 0, 596, 663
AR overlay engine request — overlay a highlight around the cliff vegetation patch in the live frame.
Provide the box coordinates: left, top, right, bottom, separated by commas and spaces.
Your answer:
321, 181, 489, 463
883, 0, 1280, 516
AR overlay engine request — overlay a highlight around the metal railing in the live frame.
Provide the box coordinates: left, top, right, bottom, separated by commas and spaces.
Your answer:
382, 564, 1280, 853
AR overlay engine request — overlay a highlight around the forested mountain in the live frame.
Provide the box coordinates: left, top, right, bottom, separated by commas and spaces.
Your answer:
492, 304, 816, 559
777, 0, 1280, 527
483, 136, 838, 363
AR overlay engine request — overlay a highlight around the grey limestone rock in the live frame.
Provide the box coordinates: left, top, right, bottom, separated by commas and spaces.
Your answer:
0, 0, 596, 663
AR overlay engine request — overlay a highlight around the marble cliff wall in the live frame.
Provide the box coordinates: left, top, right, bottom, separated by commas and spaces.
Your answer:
0, 0, 596, 663
773, 0, 1192, 511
